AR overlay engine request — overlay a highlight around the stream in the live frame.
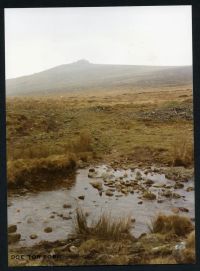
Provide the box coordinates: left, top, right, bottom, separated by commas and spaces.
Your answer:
8, 165, 195, 247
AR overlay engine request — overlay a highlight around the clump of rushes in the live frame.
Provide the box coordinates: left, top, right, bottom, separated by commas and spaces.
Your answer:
171, 137, 194, 167
74, 208, 132, 241
149, 214, 194, 236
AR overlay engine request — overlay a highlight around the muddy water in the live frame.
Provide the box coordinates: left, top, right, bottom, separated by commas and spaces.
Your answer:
8, 165, 195, 247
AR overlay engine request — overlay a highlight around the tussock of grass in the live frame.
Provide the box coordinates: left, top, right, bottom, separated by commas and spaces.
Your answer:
149, 214, 194, 236
172, 137, 193, 167
186, 230, 195, 249
7, 154, 76, 187
177, 230, 196, 264
74, 208, 132, 240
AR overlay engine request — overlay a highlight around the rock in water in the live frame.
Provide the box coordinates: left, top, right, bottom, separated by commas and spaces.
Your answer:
63, 203, 72, 209
90, 180, 103, 191
30, 234, 38, 239
78, 195, 85, 200
44, 227, 53, 233
105, 190, 114, 196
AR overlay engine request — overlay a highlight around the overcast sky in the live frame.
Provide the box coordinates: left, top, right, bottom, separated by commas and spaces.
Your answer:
5, 6, 192, 79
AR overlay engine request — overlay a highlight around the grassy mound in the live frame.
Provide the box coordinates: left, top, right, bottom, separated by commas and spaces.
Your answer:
7, 154, 76, 188
149, 214, 194, 236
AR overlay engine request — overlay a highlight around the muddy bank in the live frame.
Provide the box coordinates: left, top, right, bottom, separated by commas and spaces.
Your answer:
7, 155, 77, 191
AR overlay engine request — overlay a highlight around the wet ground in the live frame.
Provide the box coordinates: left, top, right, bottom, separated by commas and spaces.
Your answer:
8, 165, 195, 247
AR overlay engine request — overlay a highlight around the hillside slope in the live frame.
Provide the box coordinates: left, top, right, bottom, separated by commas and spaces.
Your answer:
6, 60, 192, 96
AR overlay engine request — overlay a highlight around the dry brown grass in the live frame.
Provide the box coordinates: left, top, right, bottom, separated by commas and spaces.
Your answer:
186, 230, 195, 249
74, 208, 132, 240
177, 230, 196, 263
148, 257, 177, 264
171, 137, 193, 167
69, 130, 93, 153
149, 214, 194, 236
7, 154, 76, 187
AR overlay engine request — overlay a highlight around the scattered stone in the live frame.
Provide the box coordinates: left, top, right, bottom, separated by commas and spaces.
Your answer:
138, 201, 143, 205
172, 193, 181, 199
105, 190, 114, 196
186, 186, 194, 192
143, 191, 156, 200
174, 183, 184, 189
144, 179, 154, 185
157, 199, 164, 203
78, 195, 85, 200
90, 180, 103, 191
89, 168, 95, 173
179, 207, 189, 213
30, 234, 38, 239
44, 227, 53, 233
162, 190, 172, 198
63, 204, 72, 209
121, 188, 128, 194
50, 215, 55, 219
8, 224, 17, 234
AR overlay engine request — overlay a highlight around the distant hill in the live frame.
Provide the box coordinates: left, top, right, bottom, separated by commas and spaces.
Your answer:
6, 59, 192, 96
